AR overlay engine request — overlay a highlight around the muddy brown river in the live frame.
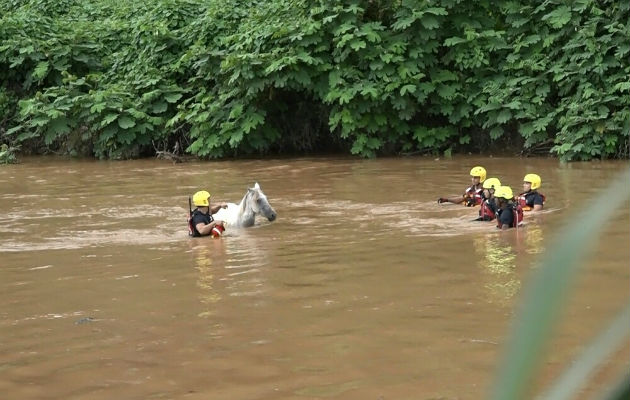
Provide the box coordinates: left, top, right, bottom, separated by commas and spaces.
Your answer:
1, 156, 628, 399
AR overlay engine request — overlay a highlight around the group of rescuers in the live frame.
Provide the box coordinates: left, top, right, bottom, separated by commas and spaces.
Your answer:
437, 166, 545, 230
187, 165, 544, 237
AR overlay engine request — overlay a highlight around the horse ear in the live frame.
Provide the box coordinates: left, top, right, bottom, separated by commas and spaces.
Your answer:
254, 182, 260, 189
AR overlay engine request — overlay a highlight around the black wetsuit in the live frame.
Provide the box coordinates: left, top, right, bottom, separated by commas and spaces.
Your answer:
191, 209, 214, 237
520, 191, 544, 208
497, 205, 515, 228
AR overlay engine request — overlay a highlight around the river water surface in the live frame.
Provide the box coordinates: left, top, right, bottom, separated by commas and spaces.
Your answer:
1, 156, 628, 399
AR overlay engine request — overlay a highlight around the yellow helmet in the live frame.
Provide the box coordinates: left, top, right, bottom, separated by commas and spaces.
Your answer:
482, 177, 501, 190
495, 186, 514, 200
523, 173, 541, 190
470, 166, 487, 183
192, 190, 211, 207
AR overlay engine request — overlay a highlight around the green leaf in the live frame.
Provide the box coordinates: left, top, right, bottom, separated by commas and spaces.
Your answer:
229, 104, 244, 120
510, 17, 530, 28
431, 69, 458, 83
418, 82, 435, 94
351, 134, 373, 155
490, 126, 504, 139
242, 111, 265, 133
444, 37, 467, 47
118, 129, 136, 144
90, 103, 106, 114
5, 126, 22, 136
118, 115, 136, 129
533, 115, 552, 132
46, 109, 64, 119
362, 28, 381, 43
479, 102, 501, 113
164, 93, 183, 103
437, 84, 457, 99
265, 59, 286, 74
100, 125, 117, 141
101, 113, 119, 127
542, 6, 572, 29
31, 116, 50, 127
16, 130, 38, 142
32, 61, 49, 81
400, 84, 416, 96
45, 117, 71, 144
392, 16, 416, 31
504, 101, 522, 110
519, 122, 535, 137
151, 101, 168, 114
425, 7, 448, 16
374, 114, 387, 126
420, 16, 439, 30
536, 84, 550, 97
360, 86, 378, 98
349, 39, 366, 51
329, 70, 342, 87
613, 82, 630, 93
496, 109, 512, 124
366, 137, 382, 150
338, 91, 353, 105
19, 45, 34, 54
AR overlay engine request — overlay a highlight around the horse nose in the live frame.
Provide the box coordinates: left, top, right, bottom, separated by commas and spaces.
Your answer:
268, 213, 276, 221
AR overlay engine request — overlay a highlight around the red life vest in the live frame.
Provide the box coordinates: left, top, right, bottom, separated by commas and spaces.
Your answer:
514, 204, 524, 227
464, 185, 483, 206
187, 211, 194, 237
479, 199, 496, 220
517, 191, 546, 210
188, 197, 194, 237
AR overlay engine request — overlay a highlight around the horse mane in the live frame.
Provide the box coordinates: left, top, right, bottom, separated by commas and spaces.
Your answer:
236, 188, 257, 226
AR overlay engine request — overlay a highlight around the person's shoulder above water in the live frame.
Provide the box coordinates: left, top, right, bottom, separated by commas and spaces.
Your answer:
438, 165, 487, 206
474, 177, 502, 221
519, 173, 545, 211
495, 186, 523, 229
189, 190, 226, 237
192, 208, 211, 224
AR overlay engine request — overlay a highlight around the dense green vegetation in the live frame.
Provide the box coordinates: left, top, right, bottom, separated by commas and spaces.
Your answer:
0, 0, 628, 161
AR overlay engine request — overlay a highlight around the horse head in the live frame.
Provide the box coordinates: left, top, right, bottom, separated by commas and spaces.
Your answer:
247, 182, 277, 222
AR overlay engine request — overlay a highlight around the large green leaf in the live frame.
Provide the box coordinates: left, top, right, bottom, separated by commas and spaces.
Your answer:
420, 15, 439, 30
45, 117, 71, 144
117, 115, 136, 129
101, 113, 119, 127
164, 93, 183, 103
32, 61, 49, 81
496, 109, 512, 124
542, 6, 572, 29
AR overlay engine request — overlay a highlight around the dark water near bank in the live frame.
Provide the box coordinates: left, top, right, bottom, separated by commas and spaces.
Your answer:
1, 156, 628, 399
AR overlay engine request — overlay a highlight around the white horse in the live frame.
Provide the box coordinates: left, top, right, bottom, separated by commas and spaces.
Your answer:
213, 182, 277, 228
